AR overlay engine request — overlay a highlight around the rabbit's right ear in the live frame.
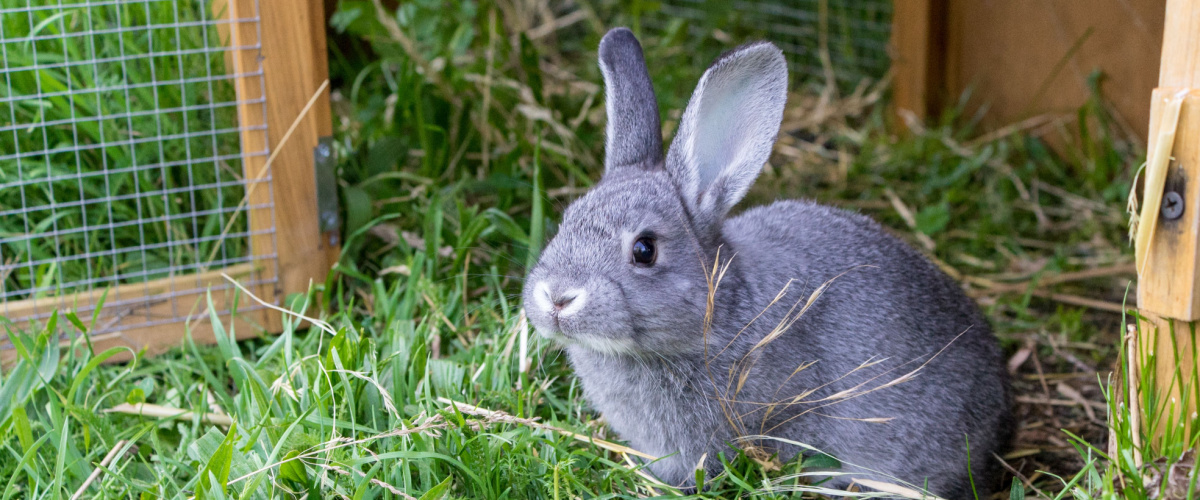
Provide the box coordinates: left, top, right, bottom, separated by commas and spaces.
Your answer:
666, 42, 787, 230
599, 28, 663, 172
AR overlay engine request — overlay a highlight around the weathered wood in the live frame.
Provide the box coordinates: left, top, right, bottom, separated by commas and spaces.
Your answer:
1138, 90, 1198, 319
218, 0, 338, 336
1139, 0, 1200, 321
1, 263, 256, 322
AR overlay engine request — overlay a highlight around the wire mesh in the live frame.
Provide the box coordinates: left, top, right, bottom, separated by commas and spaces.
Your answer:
657, 0, 893, 88
0, 0, 276, 345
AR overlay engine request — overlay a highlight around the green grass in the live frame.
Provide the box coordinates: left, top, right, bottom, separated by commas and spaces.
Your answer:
0, 0, 1179, 498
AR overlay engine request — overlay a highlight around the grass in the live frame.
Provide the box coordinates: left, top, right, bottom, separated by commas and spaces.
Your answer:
0, 0, 1186, 498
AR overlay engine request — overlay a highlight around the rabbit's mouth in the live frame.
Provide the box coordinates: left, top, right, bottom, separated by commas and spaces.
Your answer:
563, 334, 639, 356
532, 322, 568, 342
532, 322, 640, 356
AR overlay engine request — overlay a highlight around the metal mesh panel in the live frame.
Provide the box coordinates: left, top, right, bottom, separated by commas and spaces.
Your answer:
658, 0, 893, 87
0, 0, 275, 343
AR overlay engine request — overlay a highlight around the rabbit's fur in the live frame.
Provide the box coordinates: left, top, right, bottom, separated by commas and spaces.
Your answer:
522, 28, 1011, 498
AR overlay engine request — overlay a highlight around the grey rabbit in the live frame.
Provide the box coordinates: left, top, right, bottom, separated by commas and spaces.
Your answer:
522, 27, 1011, 498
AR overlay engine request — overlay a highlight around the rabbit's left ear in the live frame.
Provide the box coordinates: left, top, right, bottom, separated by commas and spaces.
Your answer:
599, 28, 663, 172
666, 42, 787, 223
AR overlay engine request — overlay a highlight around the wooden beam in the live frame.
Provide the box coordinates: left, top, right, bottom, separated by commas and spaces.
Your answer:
1136, 0, 1200, 443
256, 0, 339, 304
1, 263, 257, 322
223, 0, 281, 334
1, 263, 268, 366
1138, 0, 1200, 320
889, 0, 947, 124
218, 0, 338, 334
1158, 0, 1200, 89
1138, 89, 1200, 320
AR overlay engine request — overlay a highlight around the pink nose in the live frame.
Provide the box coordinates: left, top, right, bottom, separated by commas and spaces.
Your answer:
532, 282, 586, 317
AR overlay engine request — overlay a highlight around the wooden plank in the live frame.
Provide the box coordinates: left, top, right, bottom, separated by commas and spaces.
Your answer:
1139, 0, 1200, 319
256, 0, 339, 305
1139, 89, 1200, 320
943, 1, 1164, 142
889, 0, 946, 124
1136, 0, 1200, 442
1, 263, 267, 366
1159, 0, 1200, 88
1, 263, 258, 322
223, 0, 282, 334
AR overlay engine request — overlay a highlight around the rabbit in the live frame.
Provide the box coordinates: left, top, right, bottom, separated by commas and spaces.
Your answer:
522, 27, 1011, 498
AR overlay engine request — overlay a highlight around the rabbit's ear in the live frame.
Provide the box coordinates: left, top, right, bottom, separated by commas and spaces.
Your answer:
599, 28, 663, 171
666, 42, 787, 222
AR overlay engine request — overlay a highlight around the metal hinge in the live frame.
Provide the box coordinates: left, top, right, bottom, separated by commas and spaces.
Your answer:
314, 136, 340, 244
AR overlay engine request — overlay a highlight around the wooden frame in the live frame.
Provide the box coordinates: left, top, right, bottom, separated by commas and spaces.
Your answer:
1, 0, 338, 365
221, 0, 340, 335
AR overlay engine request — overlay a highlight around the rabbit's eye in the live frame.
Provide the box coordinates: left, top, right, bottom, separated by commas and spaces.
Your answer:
632, 237, 656, 265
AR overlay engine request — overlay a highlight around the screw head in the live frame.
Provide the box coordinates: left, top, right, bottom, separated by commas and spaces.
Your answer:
317, 143, 332, 159
1162, 191, 1184, 220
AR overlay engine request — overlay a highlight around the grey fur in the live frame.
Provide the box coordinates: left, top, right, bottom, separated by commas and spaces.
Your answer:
599, 27, 663, 171
523, 28, 1011, 499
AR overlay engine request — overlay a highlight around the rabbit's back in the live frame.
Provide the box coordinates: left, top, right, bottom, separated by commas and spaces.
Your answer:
719, 200, 1010, 497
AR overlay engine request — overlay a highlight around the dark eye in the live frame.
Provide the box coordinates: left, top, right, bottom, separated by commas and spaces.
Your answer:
632, 237, 656, 265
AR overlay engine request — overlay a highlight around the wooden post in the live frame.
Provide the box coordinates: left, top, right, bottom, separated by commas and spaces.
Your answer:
225, 0, 339, 334
1136, 0, 1200, 441
889, 0, 947, 125
254, 0, 340, 307
222, 0, 278, 335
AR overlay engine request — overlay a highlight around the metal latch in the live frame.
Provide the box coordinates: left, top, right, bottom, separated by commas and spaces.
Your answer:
314, 136, 340, 241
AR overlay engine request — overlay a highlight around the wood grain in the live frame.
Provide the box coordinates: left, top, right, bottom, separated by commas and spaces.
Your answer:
1160, 0, 1200, 88
223, 0, 279, 333
1138, 89, 1200, 320
256, 0, 339, 305
1139, 0, 1200, 320
901, 1, 1165, 142
1136, 0, 1200, 440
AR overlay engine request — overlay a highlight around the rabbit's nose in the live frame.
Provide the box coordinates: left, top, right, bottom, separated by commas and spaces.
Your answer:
553, 288, 586, 316
532, 282, 587, 317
